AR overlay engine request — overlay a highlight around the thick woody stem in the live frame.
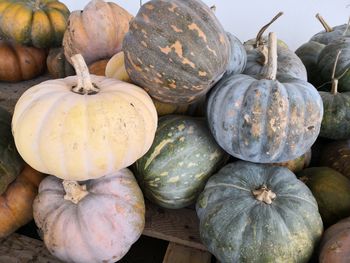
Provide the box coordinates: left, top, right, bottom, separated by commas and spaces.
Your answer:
260, 32, 278, 80
63, 180, 89, 204
252, 185, 276, 205
255, 12, 283, 48
331, 50, 342, 95
316, 13, 333, 32
35, 0, 41, 9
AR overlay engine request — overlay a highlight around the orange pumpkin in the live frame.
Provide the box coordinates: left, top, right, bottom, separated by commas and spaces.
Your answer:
89, 59, 109, 76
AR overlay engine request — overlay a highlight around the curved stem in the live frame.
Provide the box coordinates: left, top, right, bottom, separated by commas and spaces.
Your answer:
255, 12, 283, 48
260, 32, 277, 80
71, 54, 100, 95
316, 13, 333, 32
252, 185, 276, 204
331, 50, 342, 94
63, 180, 89, 204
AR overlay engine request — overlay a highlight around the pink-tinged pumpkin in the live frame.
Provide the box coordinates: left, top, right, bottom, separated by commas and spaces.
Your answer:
63, 0, 133, 65
33, 168, 145, 263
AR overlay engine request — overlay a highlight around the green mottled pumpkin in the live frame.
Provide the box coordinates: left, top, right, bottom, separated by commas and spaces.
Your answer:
298, 167, 350, 227
196, 161, 323, 263
134, 115, 228, 209
0, 106, 23, 194
123, 0, 230, 104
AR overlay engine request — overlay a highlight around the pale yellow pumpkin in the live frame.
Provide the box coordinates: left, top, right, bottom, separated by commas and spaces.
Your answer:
12, 54, 157, 181
33, 168, 145, 263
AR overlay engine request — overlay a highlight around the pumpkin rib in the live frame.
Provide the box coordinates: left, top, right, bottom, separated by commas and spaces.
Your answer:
6, 41, 22, 79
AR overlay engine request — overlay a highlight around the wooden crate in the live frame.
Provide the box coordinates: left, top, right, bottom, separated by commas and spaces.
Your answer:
0, 77, 212, 263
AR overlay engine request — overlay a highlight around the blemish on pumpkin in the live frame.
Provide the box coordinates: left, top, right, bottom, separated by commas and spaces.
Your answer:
195, 172, 205, 179
168, 176, 180, 183
219, 34, 226, 44
199, 71, 207, 77
141, 29, 147, 35
209, 151, 220, 160
190, 52, 195, 56
179, 137, 185, 142
142, 14, 150, 23
169, 82, 177, 89
178, 124, 185, 131
126, 52, 143, 72
171, 25, 183, 33
207, 45, 217, 57
168, 3, 177, 12
188, 23, 207, 43
141, 41, 148, 47
179, 162, 184, 166
136, 58, 143, 64
160, 172, 168, 176
154, 77, 163, 84
145, 4, 154, 10
188, 126, 194, 134
188, 162, 196, 167
150, 65, 155, 68
307, 126, 314, 130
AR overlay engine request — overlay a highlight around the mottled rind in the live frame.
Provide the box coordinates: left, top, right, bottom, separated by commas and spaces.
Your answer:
134, 115, 228, 209
123, 0, 230, 104
196, 161, 323, 263
271, 148, 311, 173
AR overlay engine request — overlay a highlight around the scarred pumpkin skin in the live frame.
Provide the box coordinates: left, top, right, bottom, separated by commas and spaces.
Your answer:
0, 0, 70, 48
0, 164, 44, 238
319, 217, 350, 263
0, 40, 46, 82
33, 169, 145, 263
123, 0, 230, 104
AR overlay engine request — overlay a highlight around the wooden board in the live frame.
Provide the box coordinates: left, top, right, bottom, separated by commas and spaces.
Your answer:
0, 233, 62, 263
162, 242, 211, 263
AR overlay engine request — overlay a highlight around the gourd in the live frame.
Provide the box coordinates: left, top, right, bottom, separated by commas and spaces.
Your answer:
272, 148, 312, 173
88, 59, 109, 76
207, 32, 323, 163
196, 161, 323, 263
134, 115, 228, 209
0, 0, 70, 48
123, 0, 230, 104
33, 168, 145, 263
12, 54, 158, 181
63, 0, 133, 65
0, 40, 46, 82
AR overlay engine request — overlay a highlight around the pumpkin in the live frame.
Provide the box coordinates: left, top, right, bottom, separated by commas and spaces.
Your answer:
196, 161, 323, 263
319, 217, 350, 263
271, 148, 312, 173
0, 164, 44, 238
123, 0, 230, 104
33, 168, 145, 263
207, 32, 323, 163
243, 12, 307, 80
134, 115, 228, 209
47, 47, 75, 78
225, 32, 247, 75
0, 40, 46, 82
0, 0, 69, 48
88, 59, 109, 76
298, 167, 350, 227
63, 0, 132, 65
0, 106, 23, 194
319, 140, 350, 179
12, 54, 158, 181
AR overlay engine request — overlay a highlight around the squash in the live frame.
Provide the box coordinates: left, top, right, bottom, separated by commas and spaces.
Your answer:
88, 59, 109, 76
123, 0, 230, 104
225, 32, 247, 75
319, 217, 350, 263
196, 161, 323, 263
47, 47, 75, 78
207, 33, 323, 163
12, 54, 158, 181
63, 0, 132, 65
134, 115, 228, 209
33, 168, 145, 263
272, 148, 312, 173
0, 106, 23, 194
0, 0, 69, 48
0, 164, 44, 238
243, 12, 307, 80
0, 40, 46, 82
298, 167, 350, 227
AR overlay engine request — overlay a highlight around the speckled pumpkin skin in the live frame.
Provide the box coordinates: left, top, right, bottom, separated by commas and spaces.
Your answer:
123, 0, 230, 104
207, 74, 323, 163
226, 32, 246, 75
134, 115, 228, 209
196, 161, 323, 263
0, 0, 70, 48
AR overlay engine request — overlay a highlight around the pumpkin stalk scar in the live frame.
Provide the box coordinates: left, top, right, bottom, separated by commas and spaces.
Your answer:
252, 185, 276, 204
63, 180, 89, 204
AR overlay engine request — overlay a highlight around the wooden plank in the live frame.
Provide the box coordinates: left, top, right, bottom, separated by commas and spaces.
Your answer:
143, 202, 206, 251
162, 242, 212, 263
0, 233, 62, 263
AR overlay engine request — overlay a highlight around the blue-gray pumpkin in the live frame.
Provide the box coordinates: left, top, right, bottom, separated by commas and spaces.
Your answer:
196, 161, 323, 263
225, 32, 247, 75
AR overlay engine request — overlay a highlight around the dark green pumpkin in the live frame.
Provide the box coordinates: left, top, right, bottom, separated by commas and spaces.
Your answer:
0, 107, 23, 194
298, 167, 350, 227
225, 32, 246, 75
134, 115, 228, 209
123, 0, 230, 104
196, 161, 323, 263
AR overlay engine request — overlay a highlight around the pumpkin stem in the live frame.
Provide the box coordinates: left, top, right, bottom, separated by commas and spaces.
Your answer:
331, 50, 342, 95
210, 5, 216, 12
260, 32, 277, 80
343, 17, 350, 36
34, 0, 41, 9
255, 12, 283, 48
63, 180, 89, 204
316, 13, 333, 32
71, 54, 100, 95
252, 185, 276, 204
140, 0, 142, 7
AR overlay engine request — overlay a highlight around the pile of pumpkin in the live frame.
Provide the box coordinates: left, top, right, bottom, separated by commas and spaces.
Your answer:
0, 0, 350, 262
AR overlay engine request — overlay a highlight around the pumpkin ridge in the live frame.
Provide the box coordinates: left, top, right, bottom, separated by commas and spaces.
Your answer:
7, 42, 22, 79
277, 82, 291, 161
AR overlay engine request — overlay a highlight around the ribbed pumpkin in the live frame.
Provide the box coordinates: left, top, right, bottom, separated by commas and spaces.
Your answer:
0, 40, 46, 82
319, 217, 350, 263
63, 0, 132, 65
123, 0, 230, 104
272, 148, 312, 173
12, 54, 158, 181
33, 168, 145, 263
207, 33, 323, 163
226, 32, 247, 75
47, 47, 75, 78
243, 12, 307, 80
196, 161, 323, 263
0, 164, 44, 238
298, 167, 350, 227
0, 0, 69, 48
134, 115, 228, 209
0, 106, 23, 194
